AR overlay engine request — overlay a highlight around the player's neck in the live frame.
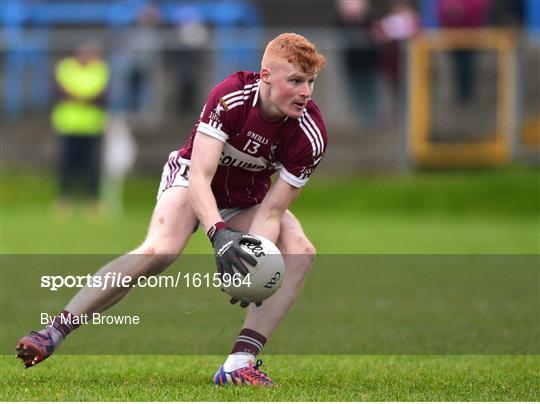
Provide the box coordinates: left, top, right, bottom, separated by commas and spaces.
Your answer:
258, 84, 286, 122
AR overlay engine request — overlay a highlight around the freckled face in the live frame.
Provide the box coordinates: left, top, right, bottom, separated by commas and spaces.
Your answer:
261, 62, 317, 120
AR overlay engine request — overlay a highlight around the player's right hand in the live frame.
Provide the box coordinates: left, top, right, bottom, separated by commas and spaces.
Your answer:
208, 222, 261, 277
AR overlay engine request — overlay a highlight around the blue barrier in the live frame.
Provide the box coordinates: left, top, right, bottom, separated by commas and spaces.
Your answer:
526, 0, 540, 42
419, 0, 439, 29
1, 0, 261, 119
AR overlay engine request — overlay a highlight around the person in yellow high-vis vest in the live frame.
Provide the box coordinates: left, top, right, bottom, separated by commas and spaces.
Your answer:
51, 41, 110, 211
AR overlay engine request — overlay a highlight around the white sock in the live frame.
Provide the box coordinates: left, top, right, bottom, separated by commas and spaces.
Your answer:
223, 352, 255, 372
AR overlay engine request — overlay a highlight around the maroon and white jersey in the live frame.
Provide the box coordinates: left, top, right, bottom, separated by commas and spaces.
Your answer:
177, 71, 327, 209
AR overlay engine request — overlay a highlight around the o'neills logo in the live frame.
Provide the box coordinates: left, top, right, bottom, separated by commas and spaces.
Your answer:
247, 131, 269, 145
219, 153, 266, 171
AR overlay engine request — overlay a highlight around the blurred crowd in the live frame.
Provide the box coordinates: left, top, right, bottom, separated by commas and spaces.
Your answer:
1, 0, 535, 123
1, 0, 538, 191
336, 0, 420, 134
335, 0, 532, 134
1, 0, 263, 121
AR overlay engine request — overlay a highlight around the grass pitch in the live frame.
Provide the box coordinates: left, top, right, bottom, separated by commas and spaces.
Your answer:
2, 167, 538, 253
1, 355, 539, 401
1, 167, 539, 401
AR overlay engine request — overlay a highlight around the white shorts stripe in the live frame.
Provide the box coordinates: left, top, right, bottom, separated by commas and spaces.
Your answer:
165, 155, 175, 188
164, 154, 175, 188
157, 152, 191, 199
167, 155, 181, 189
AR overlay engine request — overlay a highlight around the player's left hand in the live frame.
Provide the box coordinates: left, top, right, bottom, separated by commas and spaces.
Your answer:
229, 297, 263, 308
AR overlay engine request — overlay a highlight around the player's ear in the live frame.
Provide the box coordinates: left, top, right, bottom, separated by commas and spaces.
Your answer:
260, 67, 271, 84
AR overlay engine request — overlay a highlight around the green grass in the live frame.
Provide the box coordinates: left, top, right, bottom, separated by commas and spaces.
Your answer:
1, 167, 538, 253
1, 167, 539, 401
1, 355, 539, 401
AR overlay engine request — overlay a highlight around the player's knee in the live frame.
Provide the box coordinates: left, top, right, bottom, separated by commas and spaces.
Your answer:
293, 234, 316, 257
300, 240, 316, 270
283, 235, 316, 269
134, 240, 180, 273
303, 240, 317, 259
140, 233, 184, 253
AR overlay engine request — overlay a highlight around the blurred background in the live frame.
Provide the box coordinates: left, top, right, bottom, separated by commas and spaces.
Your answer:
1, 0, 538, 254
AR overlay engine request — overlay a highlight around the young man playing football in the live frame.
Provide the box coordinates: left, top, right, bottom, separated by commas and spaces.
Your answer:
17, 32, 327, 386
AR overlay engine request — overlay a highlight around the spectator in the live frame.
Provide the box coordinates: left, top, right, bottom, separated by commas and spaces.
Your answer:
173, 5, 210, 114
126, 3, 163, 115
51, 41, 110, 215
107, 3, 162, 123
437, 0, 492, 104
373, 1, 420, 128
374, 1, 420, 94
336, 0, 382, 133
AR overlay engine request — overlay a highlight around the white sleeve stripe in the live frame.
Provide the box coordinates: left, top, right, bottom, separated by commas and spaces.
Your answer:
252, 84, 260, 107
299, 114, 321, 156
198, 121, 228, 142
244, 80, 258, 89
220, 81, 259, 102
244, 84, 258, 94
280, 167, 308, 188
227, 101, 244, 110
243, 87, 258, 98
227, 87, 259, 111
304, 113, 323, 152
303, 111, 324, 154
219, 86, 259, 111
227, 95, 255, 110
243, 85, 259, 97
211, 120, 223, 132
298, 119, 318, 158
221, 89, 243, 101
226, 86, 257, 104
225, 94, 245, 104
299, 112, 324, 157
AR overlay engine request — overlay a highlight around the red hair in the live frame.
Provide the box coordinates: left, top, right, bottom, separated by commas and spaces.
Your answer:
262, 33, 326, 74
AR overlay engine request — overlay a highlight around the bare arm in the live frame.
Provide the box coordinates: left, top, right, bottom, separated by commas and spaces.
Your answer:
249, 177, 301, 243
189, 132, 224, 232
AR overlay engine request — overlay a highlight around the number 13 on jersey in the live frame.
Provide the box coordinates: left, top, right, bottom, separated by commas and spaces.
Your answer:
243, 139, 261, 155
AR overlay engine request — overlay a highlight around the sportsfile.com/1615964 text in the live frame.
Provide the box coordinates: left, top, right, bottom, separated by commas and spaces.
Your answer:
40, 272, 251, 291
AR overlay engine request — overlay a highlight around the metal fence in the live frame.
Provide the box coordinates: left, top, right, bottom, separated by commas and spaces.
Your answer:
1, 26, 538, 172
